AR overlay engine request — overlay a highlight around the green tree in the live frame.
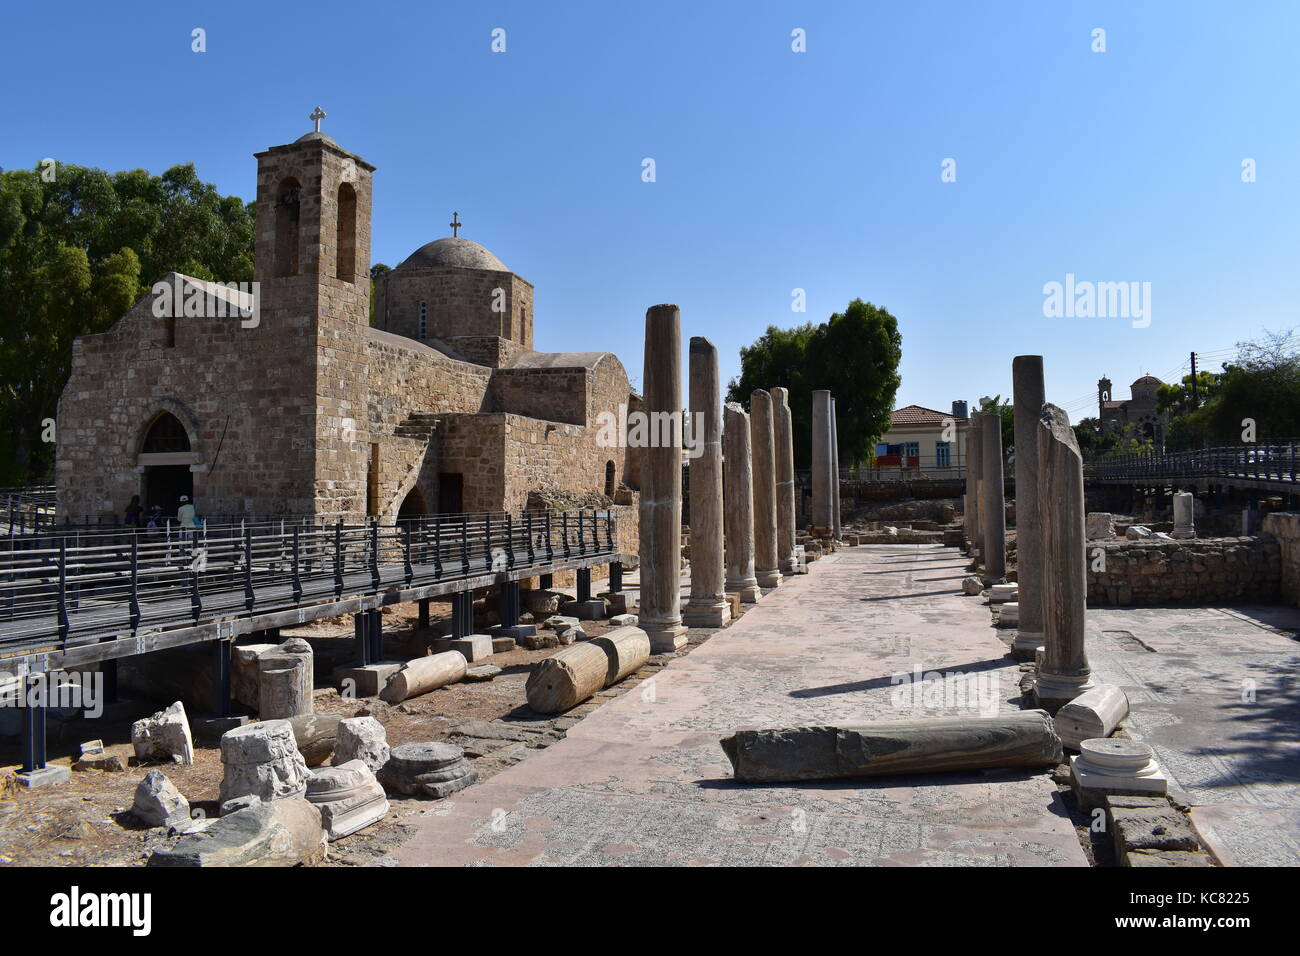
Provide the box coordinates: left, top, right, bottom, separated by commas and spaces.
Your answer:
725, 299, 903, 469
806, 299, 902, 468
1156, 370, 1218, 418
1072, 416, 1115, 458
1159, 329, 1300, 448
0, 161, 254, 483
725, 322, 818, 467
976, 395, 1014, 455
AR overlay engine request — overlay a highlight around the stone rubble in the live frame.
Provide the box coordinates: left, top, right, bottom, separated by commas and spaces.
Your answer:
332, 716, 390, 774
131, 700, 195, 766
218, 719, 312, 811
306, 759, 389, 840
378, 741, 478, 799
132, 769, 191, 828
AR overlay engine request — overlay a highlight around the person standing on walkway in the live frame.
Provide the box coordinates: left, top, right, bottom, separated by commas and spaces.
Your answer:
177, 495, 201, 547
124, 494, 144, 528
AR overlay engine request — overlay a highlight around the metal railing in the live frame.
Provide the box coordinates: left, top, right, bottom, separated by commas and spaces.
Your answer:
796, 458, 967, 485
0, 509, 618, 656
1086, 440, 1300, 485
2, 487, 59, 536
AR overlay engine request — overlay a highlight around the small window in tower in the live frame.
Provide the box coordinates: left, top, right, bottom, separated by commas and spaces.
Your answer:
367, 443, 380, 516
274, 178, 301, 278
164, 315, 176, 348
336, 183, 357, 283
418, 301, 428, 341
604, 461, 615, 497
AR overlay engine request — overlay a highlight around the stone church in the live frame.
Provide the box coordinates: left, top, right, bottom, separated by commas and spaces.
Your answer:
1097, 374, 1168, 443
56, 124, 637, 525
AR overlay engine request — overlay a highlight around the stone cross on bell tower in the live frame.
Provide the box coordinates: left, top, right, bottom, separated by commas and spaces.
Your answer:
449, 211, 462, 238
309, 106, 327, 133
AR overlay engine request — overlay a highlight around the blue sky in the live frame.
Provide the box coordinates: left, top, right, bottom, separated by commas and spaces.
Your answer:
4, 1, 1297, 423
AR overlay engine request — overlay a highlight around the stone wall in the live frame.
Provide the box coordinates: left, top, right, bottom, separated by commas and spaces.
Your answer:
1261, 513, 1300, 607
1086, 537, 1281, 606
376, 267, 533, 355
56, 288, 320, 520
490, 367, 588, 425
57, 130, 635, 533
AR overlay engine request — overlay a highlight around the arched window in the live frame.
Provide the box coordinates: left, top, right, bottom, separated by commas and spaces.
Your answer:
604, 461, 616, 497
274, 177, 301, 278
142, 413, 191, 454
336, 183, 357, 283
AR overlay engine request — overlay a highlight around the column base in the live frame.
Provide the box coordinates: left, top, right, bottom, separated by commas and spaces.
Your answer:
642, 623, 688, 653
726, 578, 762, 603
755, 568, 783, 588
779, 556, 798, 576
1171, 530, 1195, 539
682, 600, 731, 628
1010, 630, 1045, 661
1033, 671, 1096, 708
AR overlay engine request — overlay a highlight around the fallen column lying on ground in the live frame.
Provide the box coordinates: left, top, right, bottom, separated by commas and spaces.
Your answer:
1054, 684, 1129, 750
525, 626, 651, 714
719, 711, 1062, 783
379, 650, 467, 704
148, 796, 326, 867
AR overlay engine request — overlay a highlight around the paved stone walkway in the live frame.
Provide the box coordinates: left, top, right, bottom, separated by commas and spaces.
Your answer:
1085, 603, 1300, 866
392, 545, 1087, 866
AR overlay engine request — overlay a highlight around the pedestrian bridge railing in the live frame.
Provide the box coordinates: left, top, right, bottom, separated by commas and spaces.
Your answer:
1085, 440, 1300, 486
0, 510, 618, 658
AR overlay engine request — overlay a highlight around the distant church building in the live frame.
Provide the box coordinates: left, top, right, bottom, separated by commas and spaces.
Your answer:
1097, 375, 1167, 444
56, 119, 637, 525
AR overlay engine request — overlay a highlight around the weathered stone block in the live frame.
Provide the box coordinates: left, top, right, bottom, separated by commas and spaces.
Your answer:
131, 701, 194, 766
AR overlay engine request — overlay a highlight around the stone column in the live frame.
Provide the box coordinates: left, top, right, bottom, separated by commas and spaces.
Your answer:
751, 389, 783, 589
811, 390, 833, 535
972, 413, 977, 561
771, 387, 798, 575
1034, 403, 1095, 706
972, 411, 987, 561
1012, 356, 1045, 657
683, 337, 731, 628
724, 402, 761, 602
980, 411, 1006, 583
638, 304, 687, 652
830, 397, 842, 540
964, 415, 978, 555
1172, 492, 1195, 538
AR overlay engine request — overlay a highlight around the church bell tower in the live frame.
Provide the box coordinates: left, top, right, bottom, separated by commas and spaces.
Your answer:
250, 111, 378, 517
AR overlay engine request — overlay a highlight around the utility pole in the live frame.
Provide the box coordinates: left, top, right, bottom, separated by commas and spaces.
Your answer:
1189, 351, 1199, 406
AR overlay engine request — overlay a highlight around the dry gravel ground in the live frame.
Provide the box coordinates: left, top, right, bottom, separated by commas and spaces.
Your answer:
0, 598, 742, 867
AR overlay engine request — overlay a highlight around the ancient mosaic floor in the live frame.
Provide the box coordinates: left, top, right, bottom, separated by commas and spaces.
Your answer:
391, 545, 1087, 866
1085, 603, 1300, 866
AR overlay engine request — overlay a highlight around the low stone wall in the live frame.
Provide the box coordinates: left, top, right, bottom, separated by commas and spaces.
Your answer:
1086, 537, 1280, 606
1261, 512, 1300, 607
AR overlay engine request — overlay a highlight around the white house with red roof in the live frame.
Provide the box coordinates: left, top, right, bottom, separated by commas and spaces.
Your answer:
871, 401, 970, 478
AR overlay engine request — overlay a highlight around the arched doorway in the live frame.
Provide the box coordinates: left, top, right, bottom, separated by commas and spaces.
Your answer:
140, 412, 194, 513
399, 486, 428, 518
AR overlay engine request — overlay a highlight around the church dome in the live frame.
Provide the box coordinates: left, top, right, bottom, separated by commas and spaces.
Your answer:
1130, 375, 1163, 400
397, 237, 508, 272
294, 131, 340, 147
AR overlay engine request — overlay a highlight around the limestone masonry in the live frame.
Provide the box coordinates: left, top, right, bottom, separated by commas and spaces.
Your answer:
56, 127, 639, 533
